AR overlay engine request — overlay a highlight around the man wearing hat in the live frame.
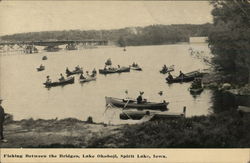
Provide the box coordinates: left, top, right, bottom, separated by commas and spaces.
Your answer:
0, 98, 7, 142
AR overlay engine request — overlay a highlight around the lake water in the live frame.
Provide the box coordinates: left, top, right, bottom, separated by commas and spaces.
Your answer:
0, 43, 212, 124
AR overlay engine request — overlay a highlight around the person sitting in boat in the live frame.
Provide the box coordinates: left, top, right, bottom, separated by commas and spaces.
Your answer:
86, 71, 90, 76
75, 65, 80, 71
179, 71, 185, 78
137, 91, 144, 104
92, 68, 97, 75
46, 76, 52, 84
40, 64, 43, 68
66, 67, 70, 74
79, 73, 85, 80
167, 72, 173, 80
117, 65, 120, 68
132, 62, 136, 67
162, 64, 167, 71
59, 73, 65, 81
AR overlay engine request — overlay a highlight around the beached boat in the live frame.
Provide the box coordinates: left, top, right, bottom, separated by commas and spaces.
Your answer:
66, 69, 83, 76
105, 96, 168, 111
160, 65, 174, 74
37, 66, 45, 71
79, 76, 96, 83
99, 67, 130, 74
43, 76, 74, 87
120, 109, 185, 120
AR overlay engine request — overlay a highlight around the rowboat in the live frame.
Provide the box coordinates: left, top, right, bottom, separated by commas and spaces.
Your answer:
79, 76, 96, 83
166, 70, 203, 83
189, 87, 204, 94
120, 109, 185, 120
37, 66, 45, 71
66, 69, 83, 76
160, 65, 174, 74
99, 67, 130, 74
130, 65, 142, 71
43, 76, 74, 87
105, 96, 168, 111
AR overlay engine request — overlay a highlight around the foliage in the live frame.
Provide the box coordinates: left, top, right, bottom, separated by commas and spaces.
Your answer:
208, 0, 250, 84
0, 24, 212, 46
88, 111, 250, 148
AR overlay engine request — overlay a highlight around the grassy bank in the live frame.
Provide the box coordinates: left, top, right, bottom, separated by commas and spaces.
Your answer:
88, 110, 250, 148
1, 109, 249, 148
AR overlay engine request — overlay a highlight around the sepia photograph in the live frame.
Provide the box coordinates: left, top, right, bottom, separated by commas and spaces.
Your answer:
0, 0, 250, 162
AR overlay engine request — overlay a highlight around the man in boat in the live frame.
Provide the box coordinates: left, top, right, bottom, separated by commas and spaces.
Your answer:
75, 65, 80, 71
162, 64, 168, 71
66, 67, 70, 74
79, 73, 86, 79
137, 92, 144, 104
46, 76, 52, 84
86, 71, 90, 77
117, 65, 120, 69
59, 73, 65, 81
40, 64, 43, 68
0, 98, 7, 143
167, 72, 173, 80
179, 71, 185, 78
92, 68, 97, 75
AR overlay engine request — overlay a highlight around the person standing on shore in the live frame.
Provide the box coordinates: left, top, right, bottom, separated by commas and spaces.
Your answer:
0, 98, 7, 143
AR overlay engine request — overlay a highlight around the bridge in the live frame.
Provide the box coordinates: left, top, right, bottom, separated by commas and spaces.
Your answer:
0, 39, 108, 53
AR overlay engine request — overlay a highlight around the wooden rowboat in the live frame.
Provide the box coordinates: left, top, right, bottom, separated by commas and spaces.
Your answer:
105, 96, 168, 111
66, 69, 83, 76
99, 67, 130, 74
37, 66, 45, 71
120, 109, 185, 120
43, 76, 74, 87
79, 76, 96, 83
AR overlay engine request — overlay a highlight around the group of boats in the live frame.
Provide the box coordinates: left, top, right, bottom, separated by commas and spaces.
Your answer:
36, 56, 208, 121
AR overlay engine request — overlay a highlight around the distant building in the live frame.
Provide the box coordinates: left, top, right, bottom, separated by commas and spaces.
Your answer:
189, 37, 208, 43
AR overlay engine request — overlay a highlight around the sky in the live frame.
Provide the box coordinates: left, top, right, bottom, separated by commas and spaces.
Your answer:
0, 1, 213, 36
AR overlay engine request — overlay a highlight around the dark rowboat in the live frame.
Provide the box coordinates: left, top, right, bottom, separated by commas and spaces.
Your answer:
160, 65, 174, 74
166, 70, 203, 83
130, 65, 142, 71
79, 76, 96, 83
105, 96, 168, 111
66, 69, 83, 76
99, 67, 130, 74
120, 109, 185, 120
37, 66, 45, 71
43, 76, 74, 87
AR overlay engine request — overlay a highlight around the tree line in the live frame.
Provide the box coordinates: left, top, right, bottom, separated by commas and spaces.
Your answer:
208, 0, 250, 84
0, 24, 212, 46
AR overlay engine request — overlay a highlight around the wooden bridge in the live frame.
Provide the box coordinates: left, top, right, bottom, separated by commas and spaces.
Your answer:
0, 39, 108, 53
0, 39, 108, 46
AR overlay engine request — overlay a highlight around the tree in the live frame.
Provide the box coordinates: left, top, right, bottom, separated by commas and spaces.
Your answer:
208, 0, 250, 83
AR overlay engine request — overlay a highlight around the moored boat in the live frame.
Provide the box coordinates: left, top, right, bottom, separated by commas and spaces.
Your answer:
43, 76, 74, 87
120, 109, 185, 120
105, 96, 168, 111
